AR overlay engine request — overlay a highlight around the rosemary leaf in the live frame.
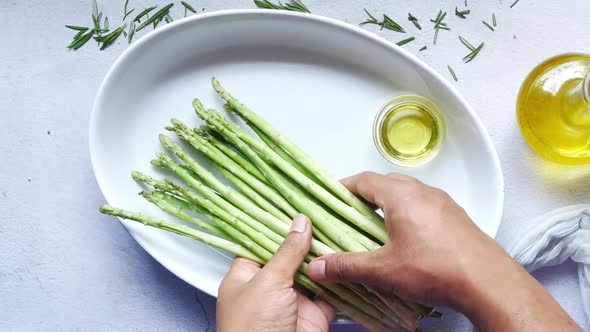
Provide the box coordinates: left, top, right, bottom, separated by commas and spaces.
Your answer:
65, 25, 89, 31
510, 0, 520, 8
104, 16, 109, 30
95, 24, 127, 50
68, 30, 94, 50
455, 7, 470, 18
482, 20, 495, 31
492, 13, 497, 26
136, 3, 174, 31
134, 6, 157, 23
419, 46, 427, 51
253, 0, 310, 13
123, 9, 135, 21
463, 42, 484, 63
128, 22, 135, 44
408, 13, 421, 30
396, 36, 415, 46
181, 1, 197, 14
361, 9, 405, 33
458, 36, 475, 51
448, 65, 458, 81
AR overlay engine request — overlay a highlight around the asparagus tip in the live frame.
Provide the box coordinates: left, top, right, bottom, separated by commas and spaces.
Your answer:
99, 204, 115, 214
159, 134, 174, 148
164, 126, 175, 131
151, 159, 165, 168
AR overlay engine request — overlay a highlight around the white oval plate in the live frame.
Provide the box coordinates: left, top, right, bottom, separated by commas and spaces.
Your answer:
90, 10, 504, 297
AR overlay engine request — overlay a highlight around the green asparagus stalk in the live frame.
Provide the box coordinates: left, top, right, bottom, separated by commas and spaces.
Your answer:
139, 190, 225, 236
167, 120, 295, 221
194, 99, 388, 244
101, 204, 398, 331
211, 78, 386, 229
195, 105, 380, 252
157, 135, 335, 256
204, 128, 268, 183
198, 127, 300, 218
212, 162, 291, 222
99, 204, 262, 262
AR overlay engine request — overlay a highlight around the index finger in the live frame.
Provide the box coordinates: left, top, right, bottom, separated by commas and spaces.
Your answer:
340, 171, 412, 208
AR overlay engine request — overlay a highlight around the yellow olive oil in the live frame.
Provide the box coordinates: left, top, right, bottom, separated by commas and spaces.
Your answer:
517, 53, 590, 165
373, 95, 445, 166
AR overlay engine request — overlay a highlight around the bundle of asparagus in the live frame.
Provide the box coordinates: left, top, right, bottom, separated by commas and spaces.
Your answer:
100, 78, 441, 331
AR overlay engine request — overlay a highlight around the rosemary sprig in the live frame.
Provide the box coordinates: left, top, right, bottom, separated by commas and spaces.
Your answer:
408, 13, 421, 30
492, 13, 497, 26
448, 65, 458, 81
123, 0, 135, 21
482, 20, 495, 31
458, 36, 475, 51
510, 0, 520, 8
419, 46, 427, 51
396, 36, 415, 46
65, 25, 89, 31
67, 30, 95, 50
455, 7, 470, 19
253, 0, 311, 13
136, 3, 174, 31
432, 10, 449, 44
94, 24, 127, 50
133, 6, 157, 23
361, 9, 405, 33
462, 42, 484, 63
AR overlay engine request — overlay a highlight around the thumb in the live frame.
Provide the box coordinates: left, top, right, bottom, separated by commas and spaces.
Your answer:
262, 214, 312, 280
307, 251, 380, 283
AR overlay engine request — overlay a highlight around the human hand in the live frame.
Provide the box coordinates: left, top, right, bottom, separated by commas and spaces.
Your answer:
307, 172, 580, 331
216, 214, 335, 332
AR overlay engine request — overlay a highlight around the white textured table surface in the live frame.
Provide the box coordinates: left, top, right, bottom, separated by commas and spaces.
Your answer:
2, 1, 589, 331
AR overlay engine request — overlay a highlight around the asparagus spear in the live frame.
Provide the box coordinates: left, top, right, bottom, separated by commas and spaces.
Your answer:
194, 99, 388, 244
99, 205, 262, 262
100, 205, 398, 331
196, 108, 378, 252
167, 120, 297, 219
140, 190, 225, 236
211, 78, 385, 228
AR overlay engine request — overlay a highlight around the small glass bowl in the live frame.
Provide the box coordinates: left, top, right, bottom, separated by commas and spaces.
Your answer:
372, 95, 446, 167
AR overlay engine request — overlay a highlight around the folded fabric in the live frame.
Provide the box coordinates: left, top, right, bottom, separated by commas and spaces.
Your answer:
505, 204, 590, 323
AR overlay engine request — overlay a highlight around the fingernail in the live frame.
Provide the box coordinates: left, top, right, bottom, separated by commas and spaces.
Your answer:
308, 259, 326, 279
290, 214, 308, 233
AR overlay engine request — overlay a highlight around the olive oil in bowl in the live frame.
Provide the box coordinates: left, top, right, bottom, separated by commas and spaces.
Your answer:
517, 53, 590, 165
373, 95, 445, 167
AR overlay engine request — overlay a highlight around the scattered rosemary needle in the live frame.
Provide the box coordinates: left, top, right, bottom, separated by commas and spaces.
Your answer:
127, 22, 135, 44
463, 42, 484, 63
182, 1, 197, 17
65, 25, 89, 31
136, 3, 174, 31
458, 36, 476, 51
134, 6, 157, 23
67, 30, 94, 50
253, 0, 311, 13
104, 16, 109, 30
455, 7, 470, 19
482, 20, 495, 31
448, 65, 458, 81
94, 24, 127, 50
431, 10, 449, 44
419, 46, 427, 51
492, 13, 497, 26
510, 0, 520, 8
408, 13, 421, 30
361, 9, 405, 33
123, 0, 135, 21
396, 36, 415, 46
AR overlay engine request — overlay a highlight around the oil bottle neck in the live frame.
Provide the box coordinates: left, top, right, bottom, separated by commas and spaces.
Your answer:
563, 72, 590, 126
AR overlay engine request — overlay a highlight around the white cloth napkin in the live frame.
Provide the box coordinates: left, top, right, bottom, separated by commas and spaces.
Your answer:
505, 204, 590, 323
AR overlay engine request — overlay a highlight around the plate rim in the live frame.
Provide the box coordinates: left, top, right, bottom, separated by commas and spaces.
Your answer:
89, 9, 505, 297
